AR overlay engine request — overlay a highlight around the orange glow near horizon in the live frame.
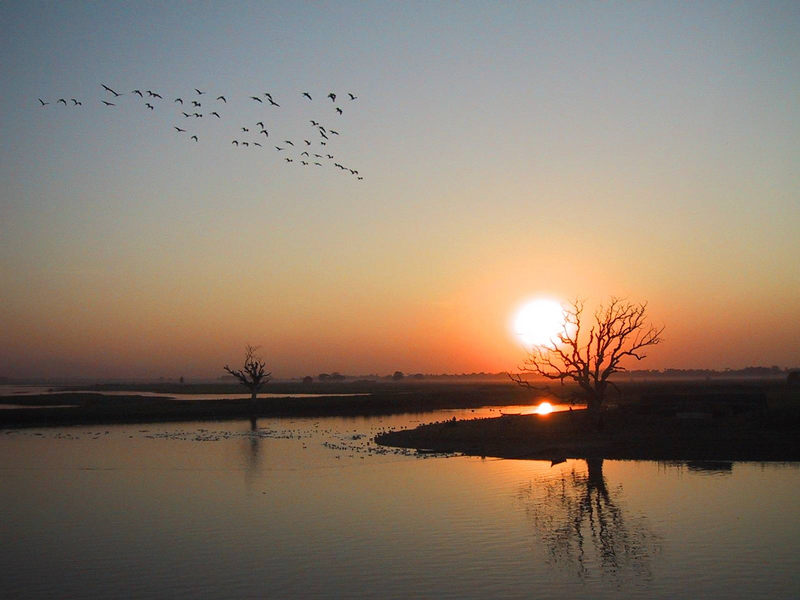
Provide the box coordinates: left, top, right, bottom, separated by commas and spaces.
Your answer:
534, 402, 554, 415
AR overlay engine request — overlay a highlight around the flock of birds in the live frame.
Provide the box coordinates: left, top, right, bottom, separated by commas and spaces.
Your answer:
37, 84, 365, 180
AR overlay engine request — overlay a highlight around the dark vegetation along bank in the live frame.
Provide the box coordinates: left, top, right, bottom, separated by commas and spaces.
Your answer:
0, 381, 532, 427
376, 379, 800, 461
3, 379, 799, 462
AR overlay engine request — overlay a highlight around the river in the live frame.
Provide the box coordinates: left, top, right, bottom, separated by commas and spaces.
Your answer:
1, 408, 798, 599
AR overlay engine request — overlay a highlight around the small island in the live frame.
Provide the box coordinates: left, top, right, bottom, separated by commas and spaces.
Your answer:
376, 378, 800, 462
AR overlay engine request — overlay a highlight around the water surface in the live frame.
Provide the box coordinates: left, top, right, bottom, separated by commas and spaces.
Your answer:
1, 410, 798, 599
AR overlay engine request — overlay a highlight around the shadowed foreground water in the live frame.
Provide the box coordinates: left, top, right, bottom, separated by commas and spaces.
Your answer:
1, 409, 798, 599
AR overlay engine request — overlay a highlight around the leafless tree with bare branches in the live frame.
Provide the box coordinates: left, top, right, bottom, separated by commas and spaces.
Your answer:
224, 345, 271, 411
510, 298, 664, 416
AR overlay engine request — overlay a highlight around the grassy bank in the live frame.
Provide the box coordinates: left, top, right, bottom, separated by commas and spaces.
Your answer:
375, 380, 800, 461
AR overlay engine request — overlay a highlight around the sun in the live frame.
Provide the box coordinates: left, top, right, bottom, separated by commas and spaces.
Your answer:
512, 298, 566, 348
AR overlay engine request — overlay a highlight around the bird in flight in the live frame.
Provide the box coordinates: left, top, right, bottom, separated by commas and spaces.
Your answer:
145, 103, 154, 110
192, 101, 201, 107
328, 92, 336, 102
38, 98, 49, 106
348, 93, 357, 100
250, 96, 263, 103
57, 98, 67, 105
267, 97, 280, 107
335, 107, 343, 115
259, 129, 268, 136
284, 140, 294, 146
174, 126, 186, 132
175, 98, 183, 104
232, 140, 238, 146
191, 135, 198, 141
217, 95, 226, 103
132, 89, 143, 97
302, 92, 312, 100
195, 88, 204, 95
242, 127, 249, 132
102, 84, 121, 96
211, 111, 221, 118
71, 99, 82, 106
102, 100, 116, 106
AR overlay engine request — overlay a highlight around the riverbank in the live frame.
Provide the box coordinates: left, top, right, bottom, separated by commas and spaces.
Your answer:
375, 400, 800, 461
0, 381, 531, 427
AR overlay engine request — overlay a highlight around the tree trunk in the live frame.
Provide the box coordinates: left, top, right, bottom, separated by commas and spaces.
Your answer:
249, 389, 258, 413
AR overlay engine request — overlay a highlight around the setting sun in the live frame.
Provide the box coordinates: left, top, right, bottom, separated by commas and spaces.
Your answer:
534, 402, 554, 415
513, 299, 566, 348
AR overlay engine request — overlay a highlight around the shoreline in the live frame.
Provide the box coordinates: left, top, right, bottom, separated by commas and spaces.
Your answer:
375, 404, 800, 462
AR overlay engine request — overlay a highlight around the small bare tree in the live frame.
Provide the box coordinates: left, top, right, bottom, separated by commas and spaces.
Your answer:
510, 298, 664, 415
224, 345, 271, 411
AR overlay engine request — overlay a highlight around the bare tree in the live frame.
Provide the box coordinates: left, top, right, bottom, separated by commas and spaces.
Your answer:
510, 298, 664, 415
224, 345, 271, 412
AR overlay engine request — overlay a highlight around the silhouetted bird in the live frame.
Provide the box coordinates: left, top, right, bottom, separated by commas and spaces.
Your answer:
250, 96, 263, 103
284, 140, 294, 146
217, 95, 226, 102
275, 146, 284, 151
71, 99, 81, 105
267, 98, 280, 107
301, 151, 309, 157
330, 130, 339, 135
335, 107, 342, 115
182, 112, 190, 117
102, 84, 121, 96
174, 126, 186, 132
195, 88, 204, 95
145, 103, 154, 110
190, 135, 198, 141
242, 127, 249, 132
192, 101, 201, 107
253, 142, 262, 147
310, 120, 319, 126
285, 158, 293, 162
242, 142, 249, 147
211, 111, 220, 118
348, 93, 357, 100
328, 92, 336, 102
102, 100, 115, 106
175, 98, 183, 104
57, 98, 67, 105
38, 98, 49, 106
259, 129, 268, 136
304, 140, 311, 145
256, 121, 264, 128
302, 92, 312, 100
132, 89, 143, 97
232, 140, 239, 146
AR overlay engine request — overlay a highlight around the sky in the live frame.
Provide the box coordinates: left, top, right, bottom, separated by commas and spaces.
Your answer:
1, 1, 798, 379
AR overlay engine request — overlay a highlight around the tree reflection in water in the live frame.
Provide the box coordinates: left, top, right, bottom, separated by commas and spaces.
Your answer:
517, 459, 661, 582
